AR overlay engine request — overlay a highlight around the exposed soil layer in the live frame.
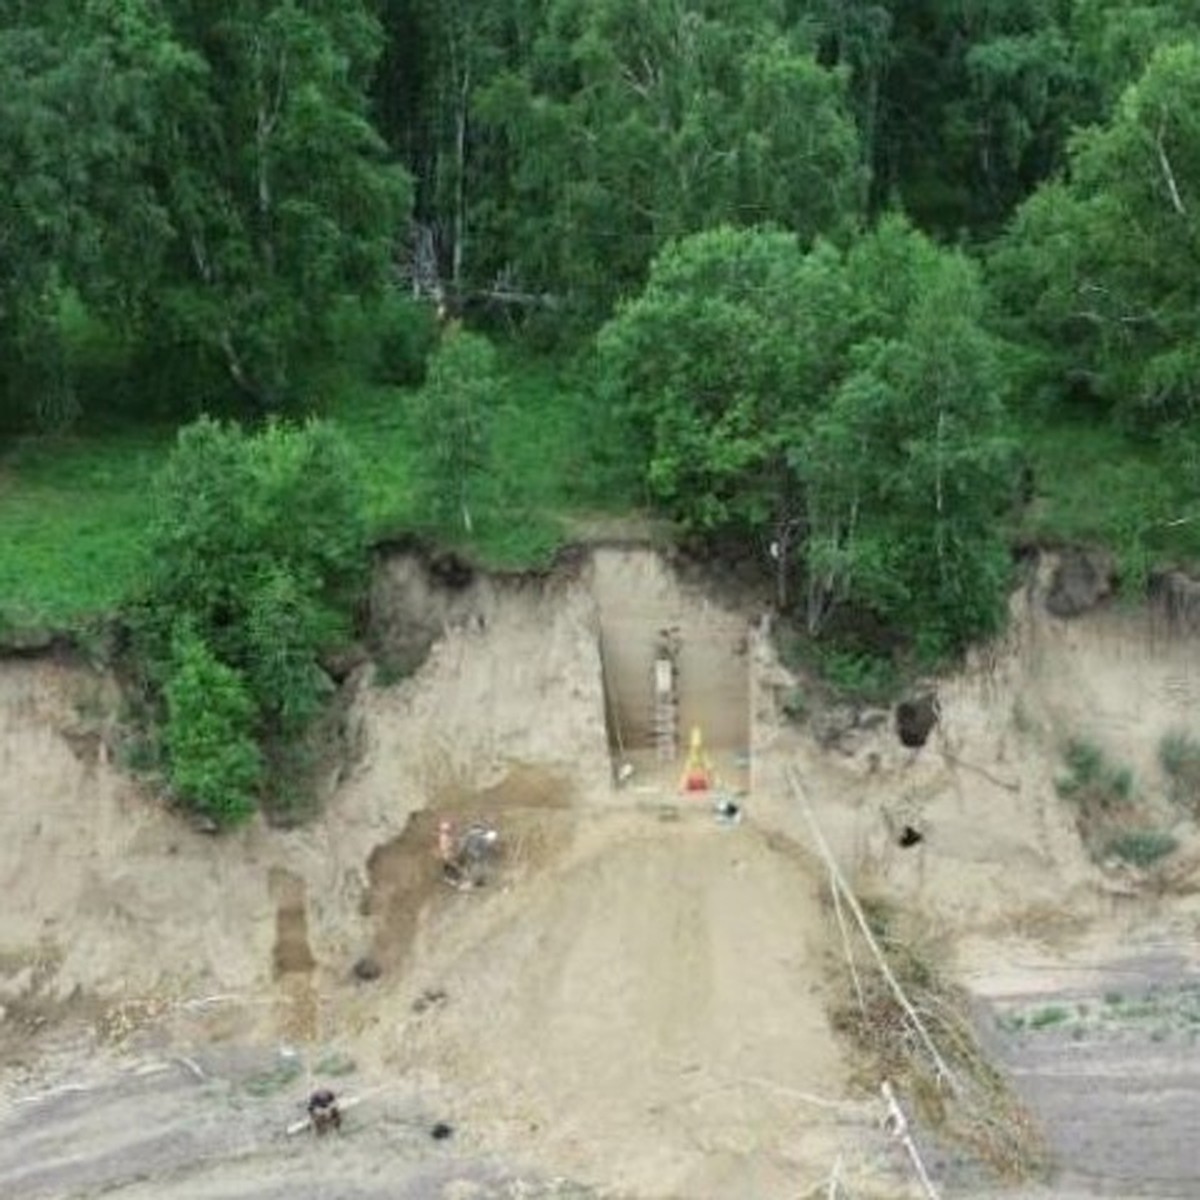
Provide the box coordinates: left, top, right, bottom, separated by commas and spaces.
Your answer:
5, 549, 1200, 1196
364, 767, 576, 972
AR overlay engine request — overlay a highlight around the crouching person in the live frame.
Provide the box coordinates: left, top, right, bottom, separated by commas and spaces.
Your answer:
307, 1088, 341, 1134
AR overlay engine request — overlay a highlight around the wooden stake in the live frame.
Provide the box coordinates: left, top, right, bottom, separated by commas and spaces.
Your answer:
827, 1153, 843, 1199
881, 1080, 942, 1200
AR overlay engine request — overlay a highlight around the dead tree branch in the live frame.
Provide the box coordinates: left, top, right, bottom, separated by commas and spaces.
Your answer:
1156, 112, 1188, 217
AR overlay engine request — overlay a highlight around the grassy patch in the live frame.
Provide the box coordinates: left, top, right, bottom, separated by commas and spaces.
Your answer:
1160, 729, 1200, 813
0, 428, 171, 627
1, 352, 643, 632
1055, 738, 1134, 814
1021, 419, 1200, 585
1053, 738, 1184, 871
775, 628, 906, 706
1028, 1004, 1070, 1029
816, 646, 900, 703
312, 1051, 357, 1077
243, 1057, 304, 1097
1005, 983, 1200, 1042
329, 353, 638, 570
1104, 829, 1179, 868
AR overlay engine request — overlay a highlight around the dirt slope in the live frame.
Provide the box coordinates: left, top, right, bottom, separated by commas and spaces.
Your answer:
385, 817, 866, 1199
5, 548, 1200, 1196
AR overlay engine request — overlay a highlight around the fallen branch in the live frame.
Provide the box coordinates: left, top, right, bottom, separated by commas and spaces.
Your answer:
737, 1076, 872, 1114
176, 1056, 206, 1082
683, 1072, 872, 1117
13, 1081, 97, 1106
786, 767, 957, 1091
1157, 112, 1188, 217
175, 992, 250, 1011
938, 748, 1019, 794
831, 862, 866, 1018
827, 1154, 843, 1200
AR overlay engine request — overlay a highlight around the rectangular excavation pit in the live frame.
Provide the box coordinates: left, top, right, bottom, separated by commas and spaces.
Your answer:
591, 550, 751, 796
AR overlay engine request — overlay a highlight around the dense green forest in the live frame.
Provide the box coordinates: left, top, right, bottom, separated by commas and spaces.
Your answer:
4, 1, 1200, 819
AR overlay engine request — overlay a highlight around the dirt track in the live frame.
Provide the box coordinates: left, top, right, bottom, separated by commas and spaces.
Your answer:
0, 1039, 608, 1199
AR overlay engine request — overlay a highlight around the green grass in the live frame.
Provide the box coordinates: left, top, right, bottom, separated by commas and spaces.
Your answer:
329, 354, 640, 570
0, 427, 171, 627
1028, 1004, 1071, 1029
323, 379, 421, 536
1159, 729, 1200, 813
1, 354, 643, 631
1055, 737, 1134, 811
243, 1057, 304, 1097
1021, 419, 1200, 579
1104, 829, 1179, 868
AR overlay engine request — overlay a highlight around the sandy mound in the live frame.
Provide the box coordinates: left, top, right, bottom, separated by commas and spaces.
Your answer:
384, 815, 873, 1199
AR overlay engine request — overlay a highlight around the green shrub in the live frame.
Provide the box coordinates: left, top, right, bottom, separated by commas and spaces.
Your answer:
374, 293, 438, 386
781, 688, 808, 722
1160, 730, 1200, 811
1056, 738, 1134, 811
244, 566, 337, 737
1028, 1005, 1070, 1029
133, 417, 368, 823
119, 733, 161, 773
817, 647, 899, 703
324, 293, 437, 388
134, 417, 365, 680
1105, 830, 1179, 869
164, 625, 262, 826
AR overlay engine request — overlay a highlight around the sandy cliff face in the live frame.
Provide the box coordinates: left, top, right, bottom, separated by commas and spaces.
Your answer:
2, 548, 1200, 1197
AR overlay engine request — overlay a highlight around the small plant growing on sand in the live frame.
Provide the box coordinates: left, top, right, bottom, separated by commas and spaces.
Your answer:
1160, 730, 1200, 813
1028, 1005, 1070, 1030
1105, 829, 1179, 869
1055, 738, 1133, 813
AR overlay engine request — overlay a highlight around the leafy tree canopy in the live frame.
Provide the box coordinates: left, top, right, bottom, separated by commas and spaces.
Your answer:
600, 218, 1016, 653
992, 39, 1200, 429
0, 0, 410, 426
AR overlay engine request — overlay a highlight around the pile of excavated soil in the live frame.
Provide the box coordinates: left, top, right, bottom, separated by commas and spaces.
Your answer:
369, 815, 879, 1199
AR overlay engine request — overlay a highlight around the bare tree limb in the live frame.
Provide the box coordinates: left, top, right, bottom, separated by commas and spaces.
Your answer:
1156, 111, 1187, 217
882, 1079, 943, 1200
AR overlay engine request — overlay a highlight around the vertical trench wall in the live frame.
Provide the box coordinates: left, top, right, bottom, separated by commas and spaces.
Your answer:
589, 547, 751, 783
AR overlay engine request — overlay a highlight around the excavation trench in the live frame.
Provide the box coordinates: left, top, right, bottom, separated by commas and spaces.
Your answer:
590, 547, 752, 796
